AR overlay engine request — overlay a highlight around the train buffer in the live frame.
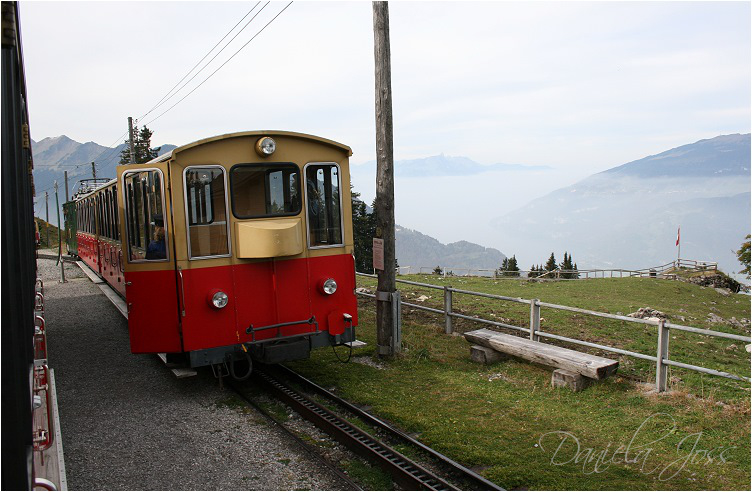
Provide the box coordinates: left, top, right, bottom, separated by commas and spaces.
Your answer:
464, 328, 618, 392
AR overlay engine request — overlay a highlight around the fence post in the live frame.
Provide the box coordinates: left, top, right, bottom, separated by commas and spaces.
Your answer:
655, 320, 669, 392
529, 299, 540, 341
444, 285, 453, 334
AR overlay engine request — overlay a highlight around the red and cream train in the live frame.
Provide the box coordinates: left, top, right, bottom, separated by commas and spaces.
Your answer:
64, 131, 358, 371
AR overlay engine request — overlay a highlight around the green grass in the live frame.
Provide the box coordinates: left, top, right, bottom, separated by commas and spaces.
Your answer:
364, 275, 751, 400
35, 217, 62, 250
286, 276, 750, 490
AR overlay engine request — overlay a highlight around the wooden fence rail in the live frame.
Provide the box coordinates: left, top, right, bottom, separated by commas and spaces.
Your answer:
355, 271, 750, 392
397, 258, 718, 279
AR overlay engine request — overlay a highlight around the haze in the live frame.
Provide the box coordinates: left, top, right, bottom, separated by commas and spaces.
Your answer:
22, 1, 751, 252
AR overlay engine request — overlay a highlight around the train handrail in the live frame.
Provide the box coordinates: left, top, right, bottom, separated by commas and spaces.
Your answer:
246, 316, 320, 343
177, 267, 186, 317
33, 478, 58, 491
32, 365, 54, 452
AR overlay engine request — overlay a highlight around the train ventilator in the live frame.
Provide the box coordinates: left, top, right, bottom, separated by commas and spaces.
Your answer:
68, 131, 358, 373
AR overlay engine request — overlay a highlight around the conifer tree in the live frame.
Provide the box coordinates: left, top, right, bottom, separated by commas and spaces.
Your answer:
351, 186, 376, 273
737, 234, 751, 279
500, 257, 509, 276
508, 255, 520, 277
544, 253, 557, 273
119, 125, 162, 164
560, 252, 575, 278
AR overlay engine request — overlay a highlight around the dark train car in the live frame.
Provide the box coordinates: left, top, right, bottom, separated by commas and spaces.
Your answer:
2, 1, 44, 488
63, 200, 77, 256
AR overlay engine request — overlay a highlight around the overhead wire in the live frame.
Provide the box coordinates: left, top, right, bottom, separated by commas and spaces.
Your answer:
143, 1, 276, 125
138, 1, 263, 122
35, 1, 293, 189
144, 1, 293, 127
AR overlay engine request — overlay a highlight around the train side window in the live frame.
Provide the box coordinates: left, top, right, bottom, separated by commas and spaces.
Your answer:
105, 190, 111, 239
112, 186, 120, 241
305, 163, 342, 247
124, 170, 168, 262
101, 193, 108, 239
107, 189, 113, 239
184, 167, 230, 259
230, 163, 300, 218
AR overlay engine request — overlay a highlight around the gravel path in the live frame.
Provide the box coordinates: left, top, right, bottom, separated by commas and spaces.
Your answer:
38, 258, 351, 491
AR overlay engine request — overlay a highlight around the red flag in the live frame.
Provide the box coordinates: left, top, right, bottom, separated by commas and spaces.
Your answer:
676, 227, 680, 246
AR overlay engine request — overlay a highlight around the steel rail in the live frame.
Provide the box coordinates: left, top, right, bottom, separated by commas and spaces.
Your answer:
253, 368, 459, 491
227, 381, 362, 491
274, 365, 504, 491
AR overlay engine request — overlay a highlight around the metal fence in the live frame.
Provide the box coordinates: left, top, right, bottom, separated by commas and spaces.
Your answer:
356, 272, 750, 392
396, 258, 719, 280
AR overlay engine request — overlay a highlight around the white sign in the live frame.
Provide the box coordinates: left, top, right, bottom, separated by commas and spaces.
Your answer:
372, 238, 384, 271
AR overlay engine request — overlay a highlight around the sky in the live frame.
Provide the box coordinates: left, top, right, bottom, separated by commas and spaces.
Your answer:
21, 0, 751, 247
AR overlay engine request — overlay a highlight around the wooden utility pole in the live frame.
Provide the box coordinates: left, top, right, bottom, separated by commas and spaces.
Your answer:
128, 116, 136, 164
45, 191, 49, 247
373, 1, 399, 357
64, 170, 69, 201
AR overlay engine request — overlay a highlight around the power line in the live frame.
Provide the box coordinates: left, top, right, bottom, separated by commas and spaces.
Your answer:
141, 2, 271, 122
138, 2, 262, 121
144, 1, 293, 127
34, 2, 292, 178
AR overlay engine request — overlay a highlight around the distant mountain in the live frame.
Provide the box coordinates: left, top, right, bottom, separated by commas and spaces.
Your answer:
396, 225, 505, 272
355, 154, 550, 178
491, 134, 751, 276
31, 135, 176, 215
602, 133, 750, 178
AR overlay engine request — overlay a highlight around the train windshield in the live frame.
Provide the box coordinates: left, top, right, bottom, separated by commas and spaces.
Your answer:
306, 163, 342, 247
230, 164, 301, 218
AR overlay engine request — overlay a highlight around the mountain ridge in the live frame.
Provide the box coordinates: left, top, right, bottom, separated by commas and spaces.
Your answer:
396, 225, 505, 272
490, 133, 751, 276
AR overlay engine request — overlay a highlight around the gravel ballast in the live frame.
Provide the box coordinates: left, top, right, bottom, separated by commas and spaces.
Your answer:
37, 257, 350, 490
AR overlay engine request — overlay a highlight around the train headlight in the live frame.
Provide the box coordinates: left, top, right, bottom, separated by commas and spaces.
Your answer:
208, 290, 229, 309
320, 278, 338, 295
255, 137, 276, 156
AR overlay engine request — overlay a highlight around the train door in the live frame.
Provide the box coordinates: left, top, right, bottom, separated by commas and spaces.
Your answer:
118, 164, 182, 353
174, 165, 237, 352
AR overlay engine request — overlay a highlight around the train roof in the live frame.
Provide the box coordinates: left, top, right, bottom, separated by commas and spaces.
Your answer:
72, 131, 352, 201
71, 178, 117, 201
145, 130, 353, 165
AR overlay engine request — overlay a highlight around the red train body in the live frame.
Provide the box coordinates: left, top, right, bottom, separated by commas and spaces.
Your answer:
68, 132, 358, 368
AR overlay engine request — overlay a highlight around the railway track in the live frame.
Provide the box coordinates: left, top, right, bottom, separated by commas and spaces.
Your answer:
236, 365, 503, 491
229, 379, 362, 490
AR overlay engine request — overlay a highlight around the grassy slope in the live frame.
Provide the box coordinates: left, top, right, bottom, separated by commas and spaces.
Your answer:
288, 276, 750, 490
35, 217, 62, 250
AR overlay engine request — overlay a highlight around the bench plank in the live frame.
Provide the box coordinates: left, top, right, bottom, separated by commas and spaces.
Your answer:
464, 328, 618, 380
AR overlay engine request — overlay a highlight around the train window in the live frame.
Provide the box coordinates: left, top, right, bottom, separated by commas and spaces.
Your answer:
106, 189, 113, 239
305, 163, 343, 247
230, 163, 300, 218
124, 169, 168, 262
184, 167, 230, 259
113, 185, 120, 241
99, 194, 107, 239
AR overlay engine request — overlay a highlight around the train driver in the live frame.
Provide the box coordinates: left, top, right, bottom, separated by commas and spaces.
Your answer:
146, 215, 166, 260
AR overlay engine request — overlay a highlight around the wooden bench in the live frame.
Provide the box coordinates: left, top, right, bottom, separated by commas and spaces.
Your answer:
464, 328, 618, 391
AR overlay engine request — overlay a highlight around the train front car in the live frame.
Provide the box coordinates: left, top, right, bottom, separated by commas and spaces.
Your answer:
117, 131, 358, 369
